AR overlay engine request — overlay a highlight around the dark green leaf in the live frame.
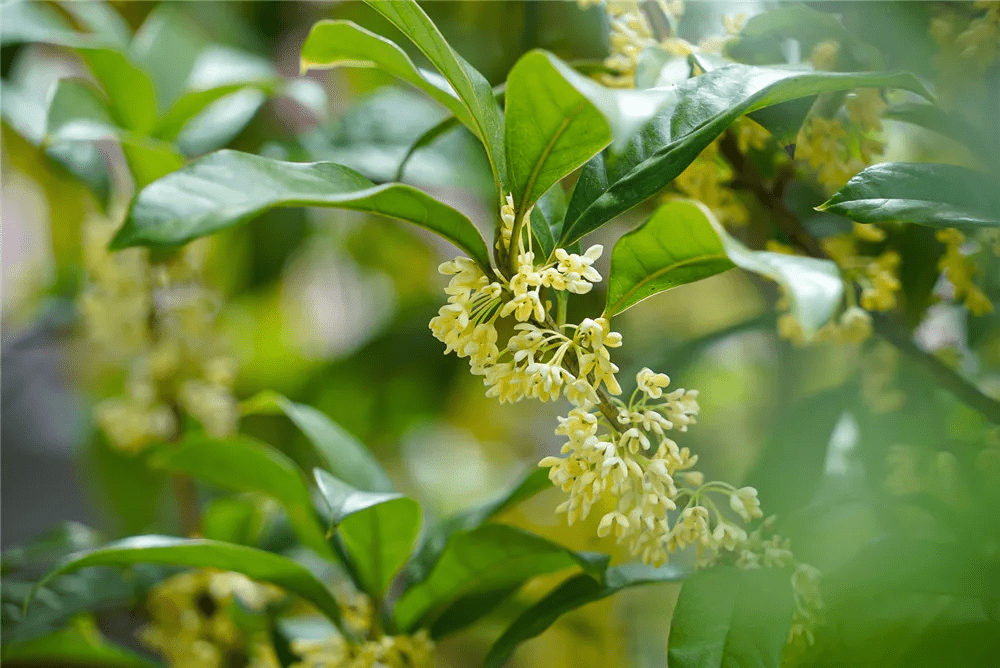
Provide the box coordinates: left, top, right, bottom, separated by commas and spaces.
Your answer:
363, 0, 508, 196
668, 566, 795, 668
314, 469, 420, 598
605, 200, 735, 316
110, 150, 492, 270
242, 391, 393, 493
31, 536, 344, 629
819, 162, 1000, 228
394, 524, 607, 632
486, 562, 688, 668
428, 585, 521, 639
1, 624, 159, 667
151, 435, 333, 559
561, 64, 929, 247
505, 50, 612, 220
406, 467, 552, 585
529, 184, 568, 259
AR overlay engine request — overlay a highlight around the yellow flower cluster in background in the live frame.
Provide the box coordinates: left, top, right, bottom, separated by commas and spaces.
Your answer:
79, 216, 239, 452
139, 570, 284, 668
937, 228, 994, 316
141, 572, 434, 668
796, 42, 886, 194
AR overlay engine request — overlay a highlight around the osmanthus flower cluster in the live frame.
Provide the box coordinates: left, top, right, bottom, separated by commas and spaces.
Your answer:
140, 570, 433, 668
430, 195, 766, 567
79, 215, 240, 452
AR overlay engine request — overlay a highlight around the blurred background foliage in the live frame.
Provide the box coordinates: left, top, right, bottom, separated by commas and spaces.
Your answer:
2, 1, 999, 667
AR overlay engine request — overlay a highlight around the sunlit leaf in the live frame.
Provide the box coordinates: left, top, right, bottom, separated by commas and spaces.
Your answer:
486, 562, 688, 668
505, 50, 611, 229
31, 537, 344, 629
151, 435, 334, 559
242, 391, 393, 494
819, 162, 1000, 228
605, 200, 735, 316
314, 469, 420, 598
668, 566, 795, 668
110, 149, 492, 270
77, 48, 159, 135
561, 64, 929, 247
394, 524, 607, 632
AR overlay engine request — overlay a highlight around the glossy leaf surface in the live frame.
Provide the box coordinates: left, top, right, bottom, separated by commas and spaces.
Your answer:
819, 162, 1000, 228
314, 470, 420, 598
668, 566, 795, 668
110, 150, 491, 270
605, 200, 735, 316
561, 64, 928, 247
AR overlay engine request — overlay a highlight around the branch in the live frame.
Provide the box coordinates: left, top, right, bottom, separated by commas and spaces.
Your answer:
717, 131, 1000, 426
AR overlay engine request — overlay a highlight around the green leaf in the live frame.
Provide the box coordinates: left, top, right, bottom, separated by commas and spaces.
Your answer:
119, 141, 186, 190
505, 50, 612, 221
77, 48, 159, 135
688, 53, 815, 146
818, 162, 1000, 228
406, 467, 552, 585
31, 536, 345, 630
715, 225, 844, 337
59, 1, 131, 49
1, 624, 159, 667
667, 566, 795, 668
110, 149, 492, 270
541, 53, 679, 154
314, 469, 420, 598
394, 524, 607, 632
560, 64, 930, 247
242, 391, 393, 493
529, 184, 568, 259
44, 78, 184, 190
486, 562, 688, 668
605, 200, 735, 316
151, 435, 333, 560
174, 88, 267, 156
129, 3, 210, 110
297, 86, 493, 198
300, 21, 469, 128
363, 0, 507, 197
